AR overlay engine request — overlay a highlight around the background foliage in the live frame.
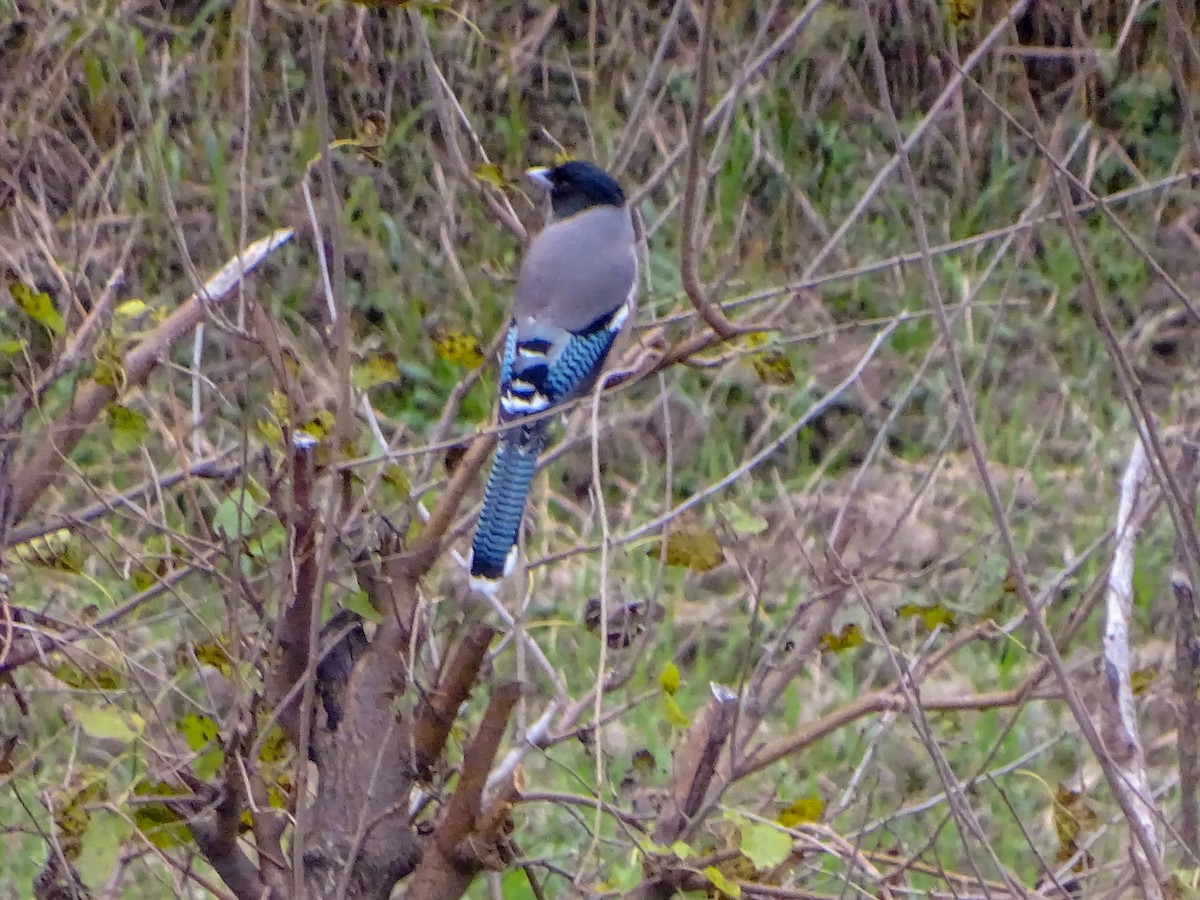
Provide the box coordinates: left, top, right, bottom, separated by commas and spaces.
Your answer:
1, 0, 1200, 897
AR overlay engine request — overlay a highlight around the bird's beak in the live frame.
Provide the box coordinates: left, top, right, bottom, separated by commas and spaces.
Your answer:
525, 167, 553, 191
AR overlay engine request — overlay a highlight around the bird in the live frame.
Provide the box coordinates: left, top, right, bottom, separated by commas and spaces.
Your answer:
468, 160, 638, 594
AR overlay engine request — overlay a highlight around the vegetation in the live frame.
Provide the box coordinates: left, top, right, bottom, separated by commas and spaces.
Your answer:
1, 0, 1199, 897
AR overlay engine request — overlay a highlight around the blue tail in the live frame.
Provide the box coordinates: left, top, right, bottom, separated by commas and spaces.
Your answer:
469, 430, 546, 591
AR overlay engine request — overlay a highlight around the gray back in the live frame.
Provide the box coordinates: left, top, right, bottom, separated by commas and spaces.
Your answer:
513, 205, 636, 332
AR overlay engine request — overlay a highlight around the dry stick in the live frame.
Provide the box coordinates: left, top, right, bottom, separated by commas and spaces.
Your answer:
287, 21, 354, 899
5, 449, 240, 548
629, 0, 829, 207
618, 318, 900, 547
408, 9, 526, 243
1173, 441, 1200, 858
873, 52, 1175, 900
646, 169, 1199, 330
610, 0, 687, 176
965, 74, 1200, 622
7, 229, 293, 529
403, 681, 524, 899
1099, 438, 1163, 887
0, 232, 134, 544
677, 0, 736, 340
778, 0, 1032, 289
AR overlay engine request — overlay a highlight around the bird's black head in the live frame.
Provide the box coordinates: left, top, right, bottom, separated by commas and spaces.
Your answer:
527, 160, 626, 219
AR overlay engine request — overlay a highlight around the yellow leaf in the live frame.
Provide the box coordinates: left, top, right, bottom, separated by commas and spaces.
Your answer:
659, 661, 681, 697
663, 694, 690, 729
647, 527, 723, 571
9, 274, 64, 335
632, 748, 656, 776
352, 354, 398, 390
12, 527, 85, 573
820, 623, 863, 653
258, 723, 290, 765
432, 327, 484, 368
947, 0, 976, 25
192, 641, 234, 677
897, 602, 957, 632
777, 796, 824, 827
72, 703, 145, 743
473, 163, 505, 189
114, 299, 148, 318
1131, 665, 1158, 696
751, 350, 795, 385
0, 338, 26, 355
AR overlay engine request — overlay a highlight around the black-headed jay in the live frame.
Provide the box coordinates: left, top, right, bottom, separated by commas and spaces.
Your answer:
468, 161, 637, 593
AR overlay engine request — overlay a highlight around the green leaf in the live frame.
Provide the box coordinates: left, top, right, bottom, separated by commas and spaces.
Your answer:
76, 811, 131, 889
739, 822, 792, 871
343, 590, 383, 624
105, 403, 149, 452
9, 276, 64, 335
72, 703, 145, 743
132, 781, 189, 849
670, 840, 695, 860
212, 489, 262, 539
704, 865, 741, 898
726, 504, 768, 536
175, 712, 220, 752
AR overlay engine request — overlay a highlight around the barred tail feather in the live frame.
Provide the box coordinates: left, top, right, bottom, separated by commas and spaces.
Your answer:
469, 437, 543, 592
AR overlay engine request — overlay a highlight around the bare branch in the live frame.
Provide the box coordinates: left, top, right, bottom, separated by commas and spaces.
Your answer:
6, 228, 293, 528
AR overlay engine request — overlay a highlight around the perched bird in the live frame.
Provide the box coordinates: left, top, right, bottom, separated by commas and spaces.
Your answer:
468, 161, 638, 593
